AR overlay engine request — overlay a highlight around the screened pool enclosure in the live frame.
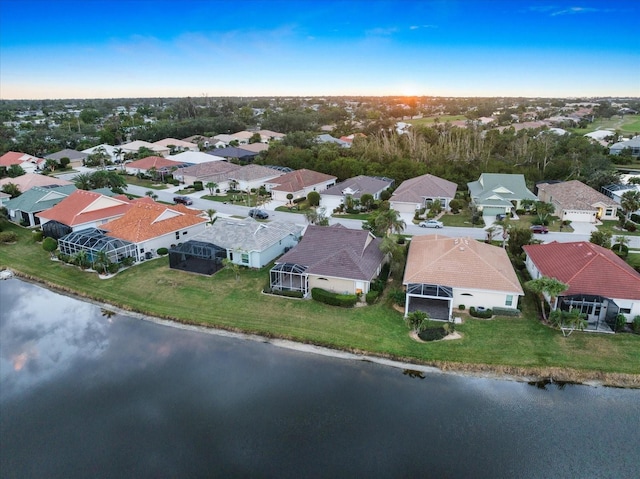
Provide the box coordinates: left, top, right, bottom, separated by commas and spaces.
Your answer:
169, 240, 227, 275
58, 228, 137, 264
269, 263, 308, 295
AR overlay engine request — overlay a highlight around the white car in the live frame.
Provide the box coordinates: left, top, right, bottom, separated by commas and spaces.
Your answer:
419, 220, 444, 228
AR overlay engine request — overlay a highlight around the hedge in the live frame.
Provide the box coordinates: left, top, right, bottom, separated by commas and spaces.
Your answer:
365, 290, 379, 304
491, 307, 521, 317
157, 247, 169, 256
311, 288, 358, 308
469, 306, 493, 318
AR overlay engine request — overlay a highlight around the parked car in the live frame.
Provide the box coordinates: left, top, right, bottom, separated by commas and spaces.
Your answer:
173, 196, 193, 206
419, 219, 444, 228
248, 209, 269, 219
530, 225, 549, 234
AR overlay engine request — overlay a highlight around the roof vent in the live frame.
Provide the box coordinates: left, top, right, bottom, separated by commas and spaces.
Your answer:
459, 246, 465, 251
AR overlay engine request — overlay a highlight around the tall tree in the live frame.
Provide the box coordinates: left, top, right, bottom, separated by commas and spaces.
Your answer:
590, 230, 612, 248
534, 201, 555, 225
525, 277, 568, 322
620, 190, 640, 221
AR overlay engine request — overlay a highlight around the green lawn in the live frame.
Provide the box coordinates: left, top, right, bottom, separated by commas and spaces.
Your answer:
438, 212, 572, 232
1, 223, 638, 382
569, 115, 640, 136
125, 175, 169, 190
598, 220, 640, 237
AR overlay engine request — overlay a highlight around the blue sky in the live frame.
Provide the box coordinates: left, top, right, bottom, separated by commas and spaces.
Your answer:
1, 0, 639, 99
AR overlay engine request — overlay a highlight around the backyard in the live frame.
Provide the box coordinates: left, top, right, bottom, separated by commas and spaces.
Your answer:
0, 221, 638, 384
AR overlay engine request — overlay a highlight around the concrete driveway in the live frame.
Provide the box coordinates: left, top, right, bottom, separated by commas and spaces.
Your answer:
569, 222, 598, 235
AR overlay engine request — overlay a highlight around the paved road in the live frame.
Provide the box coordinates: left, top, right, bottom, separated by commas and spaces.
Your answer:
55, 171, 638, 249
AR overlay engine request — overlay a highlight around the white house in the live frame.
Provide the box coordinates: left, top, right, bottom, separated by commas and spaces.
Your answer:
537, 180, 618, 223
320, 175, 393, 212
264, 169, 337, 202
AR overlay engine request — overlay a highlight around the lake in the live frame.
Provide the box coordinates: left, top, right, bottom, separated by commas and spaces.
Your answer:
1, 278, 638, 478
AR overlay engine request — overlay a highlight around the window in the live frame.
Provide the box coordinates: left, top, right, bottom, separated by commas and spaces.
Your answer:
175, 232, 180, 240
505, 295, 513, 306
183, 231, 188, 235
605, 209, 613, 216
241, 253, 249, 264
620, 308, 631, 314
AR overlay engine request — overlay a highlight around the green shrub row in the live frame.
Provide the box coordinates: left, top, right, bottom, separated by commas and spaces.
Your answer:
491, 307, 521, 317
311, 288, 358, 308
469, 306, 493, 318
263, 287, 304, 298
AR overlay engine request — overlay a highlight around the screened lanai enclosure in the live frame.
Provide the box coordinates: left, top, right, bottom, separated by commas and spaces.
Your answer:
42, 220, 72, 240
169, 240, 227, 275
269, 263, 308, 295
58, 228, 137, 264
557, 294, 619, 333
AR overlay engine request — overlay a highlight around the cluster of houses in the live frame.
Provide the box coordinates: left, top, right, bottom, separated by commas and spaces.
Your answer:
2, 145, 640, 330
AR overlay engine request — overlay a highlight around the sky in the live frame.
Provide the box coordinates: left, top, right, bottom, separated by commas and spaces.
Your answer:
1, 0, 639, 100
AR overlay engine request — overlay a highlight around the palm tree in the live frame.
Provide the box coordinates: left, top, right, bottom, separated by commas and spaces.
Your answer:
379, 234, 405, 279
145, 190, 158, 201
205, 182, 218, 196
1, 182, 21, 198
73, 173, 94, 190
620, 190, 640, 221
534, 201, 555, 225
525, 276, 568, 322
615, 235, 630, 253
373, 209, 406, 236
113, 147, 125, 170
205, 208, 217, 224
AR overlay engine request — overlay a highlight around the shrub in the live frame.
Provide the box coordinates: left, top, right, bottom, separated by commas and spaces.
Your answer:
389, 288, 406, 306
611, 244, 629, 257
633, 316, 640, 334
491, 307, 521, 317
193, 181, 204, 191
0, 232, 18, 243
469, 306, 493, 319
120, 256, 136, 267
32, 230, 44, 242
107, 262, 120, 274
311, 288, 358, 308
156, 247, 169, 256
615, 314, 627, 332
365, 290, 379, 304
624, 222, 637, 232
292, 196, 306, 204
42, 236, 58, 253
418, 327, 448, 341
458, 304, 465, 310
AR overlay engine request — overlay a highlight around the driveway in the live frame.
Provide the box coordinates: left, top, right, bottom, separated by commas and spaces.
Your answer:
570, 222, 598, 235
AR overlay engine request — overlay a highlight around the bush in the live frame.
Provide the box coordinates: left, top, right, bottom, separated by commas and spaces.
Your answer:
311, 288, 358, 308
418, 327, 448, 341
623, 222, 637, 232
107, 262, 120, 274
469, 306, 493, 318
458, 304, 465, 310
633, 316, 640, 334
365, 290, 379, 304
0, 232, 18, 243
193, 181, 204, 191
389, 288, 406, 306
156, 247, 169, 256
42, 236, 58, 253
611, 244, 629, 257
615, 314, 627, 332
292, 196, 306, 204
491, 307, 521, 317
32, 230, 44, 242
120, 256, 136, 267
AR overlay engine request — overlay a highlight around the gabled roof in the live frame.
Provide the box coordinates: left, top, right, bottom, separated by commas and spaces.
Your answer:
257, 129, 285, 139
207, 147, 257, 160
228, 164, 284, 182
268, 168, 337, 193
403, 235, 523, 294
610, 135, 640, 151
126, 156, 184, 170
101, 200, 206, 243
0, 151, 41, 167
174, 161, 241, 180
276, 224, 384, 281
390, 174, 457, 203
468, 173, 536, 205
120, 140, 168, 154
153, 138, 198, 149
538, 180, 618, 210
191, 217, 302, 252
4, 185, 76, 213
523, 241, 640, 300
171, 151, 225, 164
45, 149, 87, 161
0, 173, 73, 191
322, 175, 393, 198
239, 142, 269, 153
36, 190, 133, 226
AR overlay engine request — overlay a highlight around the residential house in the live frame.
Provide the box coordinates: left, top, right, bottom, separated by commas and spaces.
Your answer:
45, 149, 87, 168
82, 144, 120, 163
238, 142, 269, 154
170, 150, 226, 165
537, 180, 618, 223
265, 168, 337, 202
182, 135, 226, 150
206, 147, 258, 163
320, 175, 393, 212
0, 173, 73, 193
390, 174, 457, 215
269, 224, 385, 297
601, 183, 640, 215
524, 241, 640, 328
227, 164, 284, 192
4, 185, 76, 227
0, 192, 10, 208
316, 134, 351, 148
153, 138, 199, 154
468, 173, 537, 220
172, 161, 241, 188
172, 217, 302, 273
37, 190, 134, 239
609, 136, 640, 157
0, 151, 43, 174
256, 130, 285, 142
124, 156, 186, 177
120, 140, 170, 157
403, 235, 524, 320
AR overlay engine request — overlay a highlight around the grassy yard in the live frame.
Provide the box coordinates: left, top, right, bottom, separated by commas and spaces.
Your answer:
598, 220, 640, 237
438, 212, 572, 232
124, 175, 169, 190
569, 115, 640, 136
1, 222, 638, 383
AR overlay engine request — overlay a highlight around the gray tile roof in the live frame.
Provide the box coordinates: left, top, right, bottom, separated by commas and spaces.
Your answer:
276, 224, 384, 281
228, 164, 284, 182
390, 174, 457, 203
190, 217, 302, 252
45, 149, 87, 160
4, 185, 76, 213
322, 175, 393, 198
174, 161, 241, 179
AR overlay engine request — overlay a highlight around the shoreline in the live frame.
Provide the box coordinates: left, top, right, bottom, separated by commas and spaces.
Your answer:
7, 270, 640, 389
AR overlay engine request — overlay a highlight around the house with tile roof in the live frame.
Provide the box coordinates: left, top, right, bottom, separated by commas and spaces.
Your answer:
206, 147, 258, 162
0, 173, 73, 193
265, 168, 337, 202
389, 174, 457, 215
120, 140, 170, 157
0, 151, 43, 174
536, 180, 618, 223
100, 199, 207, 260
609, 135, 640, 157
170, 150, 226, 165
403, 235, 523, 320
173, 217, 302, 273
37, 190, 134, 239
269, 224, 386, 297
320, 175, 393, 212
601, 183, 640, 216
124, 156, 186, 176
524, 241, 640, 328
468, 173, 537, 220
172, 161, 241, 187
5, 185, 76, 227
257, 130, 285, 142
227, 164, 284, 191
45, 149, 87, 168
153, 138, 199, 153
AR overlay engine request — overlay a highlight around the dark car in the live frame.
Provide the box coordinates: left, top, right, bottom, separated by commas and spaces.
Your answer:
530, 225, 549, 234
173, 196, 193, 206
248, 209, 269, 219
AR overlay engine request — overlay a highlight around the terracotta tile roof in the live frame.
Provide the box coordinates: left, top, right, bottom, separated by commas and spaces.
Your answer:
36, 190, 133, 226
269, 169, 337, 193
537, 180, 618, 210
404, 235, 523, 294
0, 151, 31, 166
101, 201, 206, 243
390, 174, 457, 203
126, 156, 183, 170
276, 224, 384, 281
0, 173, 73, 191
523, 241, 640, 300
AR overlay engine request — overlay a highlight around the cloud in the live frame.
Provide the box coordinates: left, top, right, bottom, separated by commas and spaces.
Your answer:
409, 24, 438, 30
528, 5, 613, 16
